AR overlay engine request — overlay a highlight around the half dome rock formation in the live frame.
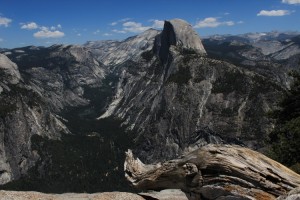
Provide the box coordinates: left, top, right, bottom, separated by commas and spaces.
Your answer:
124, 144, 300, 200
155, 18, 206, 63
0, 54, 21, 85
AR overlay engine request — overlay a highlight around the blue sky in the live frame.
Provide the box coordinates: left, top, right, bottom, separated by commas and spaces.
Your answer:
0, 0, 300, 48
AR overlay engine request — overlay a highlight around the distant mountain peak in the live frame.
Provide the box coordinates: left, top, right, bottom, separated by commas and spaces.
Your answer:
155, 18, 206, 63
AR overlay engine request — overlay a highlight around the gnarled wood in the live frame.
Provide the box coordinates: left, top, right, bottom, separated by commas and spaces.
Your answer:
124, 144, 300, 199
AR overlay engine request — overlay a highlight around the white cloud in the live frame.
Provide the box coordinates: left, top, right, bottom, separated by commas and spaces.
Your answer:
112, 29, 126, 34
0, 16, 12, 27
123, 21, 150, 33
0, 38, 3, 42
77, 33, 81, 36
21, 22, 38, 30
103, 33, 112, 36
257, 10, 291, 16
30, 24, 65, 39
110, 18, 131, 26
282, 0, 300, 4
226, 21, 235, 26
112, 19, 164, 34
34, 28, 65, 38
150, 20, 164, 29
194, 17, 235, 28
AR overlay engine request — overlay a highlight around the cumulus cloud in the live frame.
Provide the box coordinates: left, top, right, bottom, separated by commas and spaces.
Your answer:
26, 24, 65, 39
194, 17, 235, 28
21, 22, 38, 30
112, 29, 126, 34
257, 10, 291, 16
110, 18, 131, 26
21, 22, 64, 39
112, 19, 165, 34
123, 21, 151, 33
0, 16, 12, 27
150, 19, 164, 29
34, 28, 65, 38
282, 0, 300, 4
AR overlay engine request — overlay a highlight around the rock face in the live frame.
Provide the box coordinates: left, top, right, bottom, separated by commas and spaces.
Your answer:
140, 189, 189, 200
0, 191, 145, 200
6, 45, 105, 112
155, 19, 206, 63
85, 29, 160, 66
0, 54, 21, 85
125, 144, 300, 199
0, 53, 70, 184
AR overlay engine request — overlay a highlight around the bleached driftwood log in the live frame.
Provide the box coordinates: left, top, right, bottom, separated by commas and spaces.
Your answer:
124, 144, 300, 200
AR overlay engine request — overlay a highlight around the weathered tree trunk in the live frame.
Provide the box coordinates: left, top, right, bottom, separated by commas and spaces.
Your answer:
124, 144, 300, 200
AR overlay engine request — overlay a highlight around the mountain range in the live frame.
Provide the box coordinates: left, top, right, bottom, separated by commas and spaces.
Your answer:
0, 19, 300, 193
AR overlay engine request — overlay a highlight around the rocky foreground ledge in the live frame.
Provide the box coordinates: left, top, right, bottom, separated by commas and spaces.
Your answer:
125, 144, 300, 200
0, 191, 145, 200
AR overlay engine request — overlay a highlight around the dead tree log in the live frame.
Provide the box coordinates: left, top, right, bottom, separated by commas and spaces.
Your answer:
124, 144, 300, 199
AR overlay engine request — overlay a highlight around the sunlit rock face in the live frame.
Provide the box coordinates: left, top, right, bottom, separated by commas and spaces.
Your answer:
0, 53, 68, 184
155, 18, 206, 64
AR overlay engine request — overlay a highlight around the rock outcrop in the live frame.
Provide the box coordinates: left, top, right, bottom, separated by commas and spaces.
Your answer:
0, 53, 69, 184
0, 54, 20, 85
140, 189, 190, 200
125, 144, 300, 199
85, 29, 160, 66
155, 19, 206, 63
0, 191, 145, 200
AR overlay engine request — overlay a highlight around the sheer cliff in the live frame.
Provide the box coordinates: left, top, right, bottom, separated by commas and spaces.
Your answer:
0, 54, 68, 184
